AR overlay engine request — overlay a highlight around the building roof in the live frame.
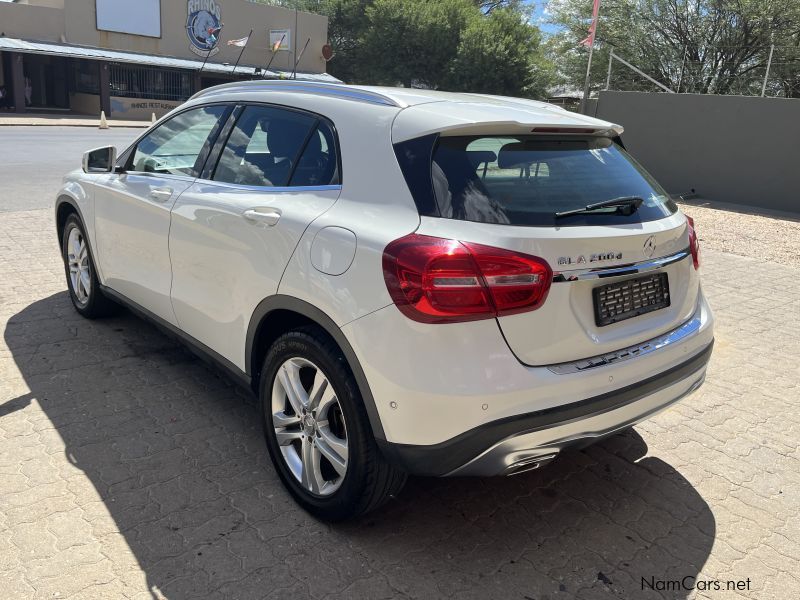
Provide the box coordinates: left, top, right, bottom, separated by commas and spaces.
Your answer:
0, 37, 340, 82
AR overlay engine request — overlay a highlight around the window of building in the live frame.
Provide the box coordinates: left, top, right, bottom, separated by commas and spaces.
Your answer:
129, 105, 227, 176
212, 105, 339, 188
73, 61, 100, 95
109, 64, 192, 102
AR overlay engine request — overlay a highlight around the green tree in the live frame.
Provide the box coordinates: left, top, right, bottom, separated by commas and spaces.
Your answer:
253, 0, 553, 98
472, 0, 528, 14
547, 0, 800, 97
448, 8, 551, 97
317, 0, 372, 84
360, 0, 473, 88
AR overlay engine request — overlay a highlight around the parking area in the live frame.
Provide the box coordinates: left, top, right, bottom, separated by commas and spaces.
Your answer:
0, 202, 799, 599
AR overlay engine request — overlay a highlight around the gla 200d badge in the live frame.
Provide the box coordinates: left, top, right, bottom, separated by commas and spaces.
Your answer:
557, 251, 623, 266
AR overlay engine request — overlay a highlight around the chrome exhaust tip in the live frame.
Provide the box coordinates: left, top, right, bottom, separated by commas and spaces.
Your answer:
505, 454, 557, 476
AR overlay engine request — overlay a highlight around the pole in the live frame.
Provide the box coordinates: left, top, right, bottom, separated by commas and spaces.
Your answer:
293, 9, 298, 73
605, 51, 613, 90
291, 38, 311, 80
580, 42, 596, 114
677, 47, 687, 93
611, 52, 674, 93
761, 44, 775, 97
232, 29, 253, 75
200, 49, 212, 74
199, 25, 223, 74
263, 33, 286, 78
579, 0, 601, 114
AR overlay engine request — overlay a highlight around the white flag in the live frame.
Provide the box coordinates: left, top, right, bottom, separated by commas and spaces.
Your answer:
227, 36, 249, 47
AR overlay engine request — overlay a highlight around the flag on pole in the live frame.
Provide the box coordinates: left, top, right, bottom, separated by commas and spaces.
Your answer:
271, 34, 286, 53
231, 29, 253, 75
227, 36, 249, 47
579, 0, 601, 47
206, 24, 223, 48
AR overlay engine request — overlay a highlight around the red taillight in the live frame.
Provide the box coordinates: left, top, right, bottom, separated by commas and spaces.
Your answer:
686, 215, 701, 270
382, 234, 552, 323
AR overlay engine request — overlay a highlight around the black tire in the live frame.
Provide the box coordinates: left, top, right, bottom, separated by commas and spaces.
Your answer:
260, 326, 406, 521
61, 213, 119, 318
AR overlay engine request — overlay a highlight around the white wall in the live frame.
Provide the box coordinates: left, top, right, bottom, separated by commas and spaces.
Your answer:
95, 0, 162, 38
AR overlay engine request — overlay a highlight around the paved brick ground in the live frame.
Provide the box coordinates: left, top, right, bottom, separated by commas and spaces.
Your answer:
1, 208, 798, 600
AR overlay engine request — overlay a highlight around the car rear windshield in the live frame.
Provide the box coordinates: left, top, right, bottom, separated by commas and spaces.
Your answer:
394, 134, 677, 227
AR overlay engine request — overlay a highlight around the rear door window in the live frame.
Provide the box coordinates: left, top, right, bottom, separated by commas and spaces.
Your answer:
398, 135, 677, 227
212, 105, 339, 188
289, 124, 340, 186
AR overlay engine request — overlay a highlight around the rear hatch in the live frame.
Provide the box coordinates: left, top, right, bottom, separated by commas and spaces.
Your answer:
393, 124, 699, 365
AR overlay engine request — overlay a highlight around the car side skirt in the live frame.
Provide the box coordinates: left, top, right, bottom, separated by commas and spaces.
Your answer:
96, 286, 387, 443
99, 284, 253, 392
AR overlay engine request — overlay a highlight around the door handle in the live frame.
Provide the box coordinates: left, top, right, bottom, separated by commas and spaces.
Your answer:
149, 187, 173, 202
243, 208, 282, 226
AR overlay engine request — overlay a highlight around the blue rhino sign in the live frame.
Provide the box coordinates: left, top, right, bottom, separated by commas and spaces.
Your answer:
187, 0, 223, 56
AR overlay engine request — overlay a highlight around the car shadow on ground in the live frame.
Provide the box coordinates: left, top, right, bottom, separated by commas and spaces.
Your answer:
4, 292, 716, 600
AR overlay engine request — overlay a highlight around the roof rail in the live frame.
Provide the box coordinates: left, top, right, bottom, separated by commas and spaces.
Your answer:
190, 80, 403, 107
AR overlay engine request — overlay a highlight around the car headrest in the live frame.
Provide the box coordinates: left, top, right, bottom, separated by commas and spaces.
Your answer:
466, 150, 497, 169
497, 143, 531, 169
267, 120, 310, 158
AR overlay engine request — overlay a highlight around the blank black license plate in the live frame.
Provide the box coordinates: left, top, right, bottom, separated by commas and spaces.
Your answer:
593, 273, 670, 327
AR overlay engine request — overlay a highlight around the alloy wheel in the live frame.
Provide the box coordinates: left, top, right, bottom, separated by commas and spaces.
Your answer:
67, 227, 91, 304
271, 357, 349, 496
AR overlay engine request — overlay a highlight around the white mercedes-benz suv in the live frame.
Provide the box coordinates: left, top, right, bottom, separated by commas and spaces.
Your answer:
56, 81, 713, 520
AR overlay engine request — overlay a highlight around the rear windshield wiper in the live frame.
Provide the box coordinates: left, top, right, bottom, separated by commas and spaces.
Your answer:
555, 196, 644, 218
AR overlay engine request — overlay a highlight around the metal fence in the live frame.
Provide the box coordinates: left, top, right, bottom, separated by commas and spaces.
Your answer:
109, 64, 193, 101
602, 45, 800, 99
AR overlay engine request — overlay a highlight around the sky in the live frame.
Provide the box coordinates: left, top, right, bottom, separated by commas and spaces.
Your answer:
530, 0, 563, 35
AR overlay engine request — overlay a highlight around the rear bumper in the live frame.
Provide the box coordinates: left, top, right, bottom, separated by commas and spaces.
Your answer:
377, 341, 712, 476
342, 290, 714, 449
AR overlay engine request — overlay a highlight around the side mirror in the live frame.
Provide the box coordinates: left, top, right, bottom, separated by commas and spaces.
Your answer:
82, 146, 117, 173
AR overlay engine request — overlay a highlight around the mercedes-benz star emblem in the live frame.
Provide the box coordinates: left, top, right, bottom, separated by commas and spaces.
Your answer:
643, 235, 657, 258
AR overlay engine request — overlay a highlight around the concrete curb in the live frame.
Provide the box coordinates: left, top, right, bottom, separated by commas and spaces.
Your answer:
0, 122, 149, 128
0, 114, 149, 128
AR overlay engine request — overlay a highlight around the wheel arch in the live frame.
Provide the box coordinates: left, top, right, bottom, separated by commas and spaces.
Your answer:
55, 195, 82, 243
56, 194, 106, 285
247, 295, 386, 441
